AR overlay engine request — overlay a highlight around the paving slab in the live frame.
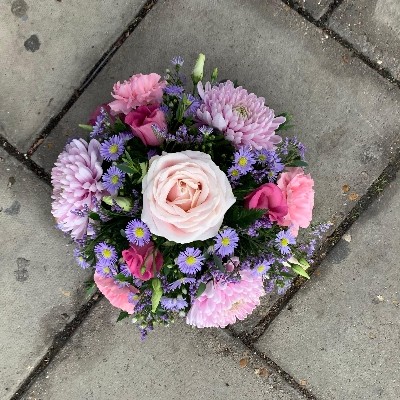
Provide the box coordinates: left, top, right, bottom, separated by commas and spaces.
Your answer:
22, 299, 306, 400
301, 0, 334, 20
0, 149, 91, 400
32, 0, 400, 334
0, 0, 147, 152
255, 177, 400, 399
329, 0, 400, 80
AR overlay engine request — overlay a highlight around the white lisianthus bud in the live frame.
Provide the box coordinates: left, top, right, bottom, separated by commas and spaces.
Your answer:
102, 196, 133, 211
191, 53, 206, 85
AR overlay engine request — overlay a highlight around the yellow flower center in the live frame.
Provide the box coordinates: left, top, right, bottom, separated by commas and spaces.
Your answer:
230, 300, 243, 311
281, 238, 289, 247
111, 175, 119, 184
231, 169, 240, 177
102, 249, 112, 259
103, 267, 110, 274
135, 227, 144, 238
257, 264, 265, 273
234, 105, 249, 119
109, 144, 119, 154
186, 256, 196, 265
238, 157, 248, 167
221, 237, 230, 246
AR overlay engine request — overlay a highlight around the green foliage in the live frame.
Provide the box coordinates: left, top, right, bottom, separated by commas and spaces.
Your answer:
291, 264, 310, 279
196, 282, 206, 297
117, 311, 129, 322
276, 113, 293, 131
151, 278, 163, 313
224, 206, 265, 228
287, 159, 308, 167
78, 124, 94, 132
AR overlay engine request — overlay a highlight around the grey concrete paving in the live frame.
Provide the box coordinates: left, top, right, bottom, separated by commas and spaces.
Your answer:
0, 0, 146, 152
255, 177, 400, 399
32, 0, 400, 333
329, 0, 400, 80
0, 149, 91, 400
302, 0, 333, 20
22, 299, 306, 400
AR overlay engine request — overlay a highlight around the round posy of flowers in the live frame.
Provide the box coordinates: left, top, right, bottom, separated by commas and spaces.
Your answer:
141, 150, 236, 243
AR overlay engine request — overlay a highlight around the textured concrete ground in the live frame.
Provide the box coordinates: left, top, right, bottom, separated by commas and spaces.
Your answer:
1, 0, 400, 399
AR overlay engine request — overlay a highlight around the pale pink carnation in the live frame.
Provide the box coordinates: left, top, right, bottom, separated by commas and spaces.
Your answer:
277, 167, 315, 236
51, 139, 104, 240
109, 73, 165, 115
186, 270, 265, 328
94, 273, 138, 314
196, 81, 285, 150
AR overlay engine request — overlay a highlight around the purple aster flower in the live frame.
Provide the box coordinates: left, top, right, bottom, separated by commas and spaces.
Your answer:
94, 242, 118, 265
119, 131, 133, 142
177, 248, 205, 274
234, 146, 256, 174
254, 259, 272, 276
171, 56, 184, 66
73, 248, 90, 269
265, 279, 275, 293
102, 166, 125, 195
125, 219, 151, 246
120, 263, 132, 277
277, 279, 292, 295
199, 125, 213, 136
167, 277, 197, 292
95, 263, 117, 278
91, 108, 108, 138
164, 85, 184, 96
160, 295, 188, 311
100, 135, 125, 161
184, 94, 201, 117
214, 228, 239, 257
228, 166, 242, 182
159, 104, 169, 114
275, 230, 296, 255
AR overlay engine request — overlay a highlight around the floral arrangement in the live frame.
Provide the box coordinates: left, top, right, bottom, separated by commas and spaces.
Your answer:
51, 54, 327, 338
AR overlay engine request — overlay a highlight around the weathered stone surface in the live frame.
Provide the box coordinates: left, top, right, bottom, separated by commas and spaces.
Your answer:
301, 0, 333, 20
255, 177, 400, 399
0, 149, 90, 400
22, 300, 305, 400
0, 0, 146, 152
329, 0, 400, 80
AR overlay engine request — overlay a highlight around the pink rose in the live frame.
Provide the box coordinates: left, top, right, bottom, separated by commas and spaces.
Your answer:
277, 167, 314, 236
244, 183, 288, 224
141, 150, 236, 244
125, 104, 166, 147
108, 73, 165, 115
121, 242, 163, 281
94, 273, 138, 314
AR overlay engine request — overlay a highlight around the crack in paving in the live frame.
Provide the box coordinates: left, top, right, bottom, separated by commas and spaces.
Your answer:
318, 0, 345, 24
26, 0, 159, 157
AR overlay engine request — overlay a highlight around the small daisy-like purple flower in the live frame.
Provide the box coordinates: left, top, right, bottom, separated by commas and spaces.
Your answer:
94, 242, 118, 265
164, 85, 184, 96
214, 228, 239, 257
228, 166, 242, 181
102, 166, 125, 195
167, 277, 197, 292
275, 230, 296, 255
160, 295, 188, 311
171, 56, 184, 66
95, 263, 116, 278
199, 125, 213, 136
73, 248, 90, 269
120, 263, 132, 277
100, 135, 125, 161
234, 146, 256, 174
185, 94, 201, 117
177, 248, 205, 274
125, 219, 151, 246
254, 259, 272, 276
128, 291, 140, 305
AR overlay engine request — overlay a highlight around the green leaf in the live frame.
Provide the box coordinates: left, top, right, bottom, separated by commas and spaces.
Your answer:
117, 311, 129, 322
114, 273, 130, 282
116, 163, 136, 174
212, 254, 224, 271
151, 278, 163, 313
88, 212, 100, 221
291, 264, 310, 279
85, 281, 97, 299
196, 282, 206, 297
162, 241, 177, 247
276, 113, 293, 131
298, 258, 310, 270
287, 160, 308, 167
78, 124, 94, 132
114, 117, 128, 133
225, 206, 265, 228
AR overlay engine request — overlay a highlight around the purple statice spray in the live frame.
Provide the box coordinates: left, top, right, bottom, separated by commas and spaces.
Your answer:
100, 135, 125, 161
214, 228, 239, 257
125, 219, 151, 246
90, 107, 109, 138
177, 248, 205, 274
171, 56, 184, 67
275, 230, 296, 255
102, 166, 125, 195
160, 295, 188, 312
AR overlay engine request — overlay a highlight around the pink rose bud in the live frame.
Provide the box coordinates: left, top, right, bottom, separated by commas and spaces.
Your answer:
245, 183, 288, 224
122, 242, 163, 281
125, 104, 166, 147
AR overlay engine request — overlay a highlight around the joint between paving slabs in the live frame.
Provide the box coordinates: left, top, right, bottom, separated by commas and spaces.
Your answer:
280, 0, 400, 87
26, 0, 159, 157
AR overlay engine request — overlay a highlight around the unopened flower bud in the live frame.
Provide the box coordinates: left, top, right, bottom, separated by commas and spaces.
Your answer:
191, 53, 206, 85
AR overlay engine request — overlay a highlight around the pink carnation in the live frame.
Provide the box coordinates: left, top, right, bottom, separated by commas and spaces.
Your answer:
51, 139, 104, 239
186, 270, 265, 328
277, 167, 315, 236
196, 81, 285, 150
94, 273, 138, 314
109, 73, 165, 115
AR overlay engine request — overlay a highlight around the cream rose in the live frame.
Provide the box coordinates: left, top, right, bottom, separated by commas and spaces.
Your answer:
141, 150, 236, 244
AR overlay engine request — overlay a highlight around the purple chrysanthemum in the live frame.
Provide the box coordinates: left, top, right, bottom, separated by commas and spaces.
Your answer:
214, 228, 239, 257
102, 166, 125, 195
197, 81, 285, 150
275, 230, 296, 255
234, 146, 256, 174
125, 219, 151, 246
100, 135, 125, 161
94, 242, 118, 265
51, 139, 104, 240
177, 248, 205, 274
160, 295, 188, 311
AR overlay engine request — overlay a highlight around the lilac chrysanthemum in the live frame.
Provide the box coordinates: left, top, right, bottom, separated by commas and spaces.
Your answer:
177, 248, 205, 274
125, 219, 151, 246
102, 166, 125, 195
196, 81, 285, 150
51, 139, 104, 240
214, 228, 239, 257
100, 135, 125, 161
